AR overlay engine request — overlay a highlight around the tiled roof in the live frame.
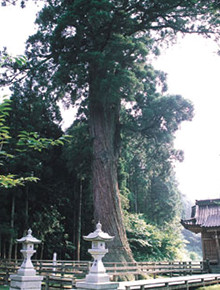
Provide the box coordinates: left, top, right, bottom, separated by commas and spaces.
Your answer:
181, 198, 220, 231
202, 214, 220, 227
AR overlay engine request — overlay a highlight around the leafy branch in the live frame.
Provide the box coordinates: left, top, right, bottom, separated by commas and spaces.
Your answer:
0, 97, 71, 188
16, 131, 71, 152
0, 174, 39, 188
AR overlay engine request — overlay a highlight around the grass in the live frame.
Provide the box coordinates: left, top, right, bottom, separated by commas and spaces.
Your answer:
0, 287, 9, 290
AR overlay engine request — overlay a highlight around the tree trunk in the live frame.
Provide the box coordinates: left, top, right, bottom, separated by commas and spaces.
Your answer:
40, 242, 44, 260
14, 242, 18, 262
73, 183, 76, 259
0, 233, 1, 259
24, 186, 29, 231
3, 240, 6, 259
89, 89, 134, 262
8, 192, 15, 261
76, 178, 83, 261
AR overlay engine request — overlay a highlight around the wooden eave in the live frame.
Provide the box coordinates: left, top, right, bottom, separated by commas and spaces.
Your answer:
181, 219, 201, 234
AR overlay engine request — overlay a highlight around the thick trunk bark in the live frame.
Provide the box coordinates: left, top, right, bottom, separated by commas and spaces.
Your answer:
89, 93, 133, 262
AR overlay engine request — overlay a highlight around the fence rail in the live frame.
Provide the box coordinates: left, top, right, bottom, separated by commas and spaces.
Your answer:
0, 259, 209, 289
120, 274, 220, 289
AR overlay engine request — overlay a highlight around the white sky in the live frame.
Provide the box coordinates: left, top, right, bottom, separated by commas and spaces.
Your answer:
1, 3, 220, 203
154, 36, 220, 202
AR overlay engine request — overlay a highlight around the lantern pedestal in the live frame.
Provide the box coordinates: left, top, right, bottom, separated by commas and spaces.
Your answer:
10, 275, 43, 290
85, 248, 109, 283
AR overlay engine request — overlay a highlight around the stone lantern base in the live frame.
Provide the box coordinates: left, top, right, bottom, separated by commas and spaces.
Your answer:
10, 274, 44, 290
76, 280, 119, 290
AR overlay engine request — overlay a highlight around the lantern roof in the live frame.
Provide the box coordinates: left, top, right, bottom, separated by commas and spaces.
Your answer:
17, 229, 41, 244
83, 222, 114, 242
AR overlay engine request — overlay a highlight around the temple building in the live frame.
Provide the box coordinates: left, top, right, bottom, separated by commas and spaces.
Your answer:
181, 198, 220, 270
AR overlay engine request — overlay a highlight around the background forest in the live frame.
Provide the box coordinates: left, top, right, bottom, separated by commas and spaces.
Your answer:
0, 0, 211, 262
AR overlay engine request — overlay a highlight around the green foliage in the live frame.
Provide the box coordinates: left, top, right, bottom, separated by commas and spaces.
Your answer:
0, 99, 13, 189
32, 206, 75, 259
182, 228, 202, 259
119, 91, 193, 225
0, 97, 69, 188
0, 98, 11, 151
0, 46, 69, 188
146, 176, 181, 226
0, 54, 27, 68
0, 174, 39, 188
0, 98, 39, 187
125, 213, 185, 261
189, 251, 200, 261
0, 92, 74, 259
0, 80, 93, 259
16, 131, 71, 152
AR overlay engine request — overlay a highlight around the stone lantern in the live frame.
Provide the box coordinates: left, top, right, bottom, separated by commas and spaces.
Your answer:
10, 229, 43, 290
76, 222, 119, 290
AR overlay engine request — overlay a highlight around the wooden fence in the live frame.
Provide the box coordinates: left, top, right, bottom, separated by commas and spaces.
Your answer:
104, 260, 208, 280
120, 274, 220, 289
0, 259, 209, 289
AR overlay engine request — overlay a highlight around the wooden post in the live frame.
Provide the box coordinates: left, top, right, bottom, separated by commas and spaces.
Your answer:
201, 232, 206, 261
53, 252, 57, 276
214, 231, 220, 264
189, 261, 192, 275
185, 280, 189, 290
170, 262, 173, 278
5, 268, 9, 285
61, 262, 65, 277
39, 261, 42, 275
45, 275, 49, 290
